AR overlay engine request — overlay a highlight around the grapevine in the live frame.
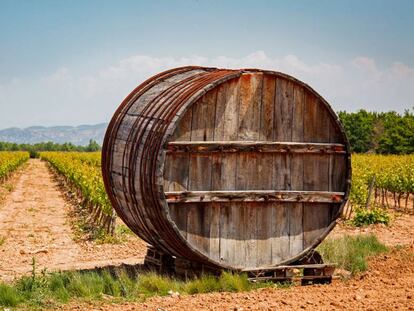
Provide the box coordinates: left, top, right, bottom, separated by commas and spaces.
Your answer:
350, 154, 414, 211
0, 151, 29, 183
40, 152, 115, 234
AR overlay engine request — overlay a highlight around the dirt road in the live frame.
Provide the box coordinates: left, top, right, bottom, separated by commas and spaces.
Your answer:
0, 159, 146, 282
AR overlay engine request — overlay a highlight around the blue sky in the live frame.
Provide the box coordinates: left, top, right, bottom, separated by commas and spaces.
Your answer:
0, 0, 413, 128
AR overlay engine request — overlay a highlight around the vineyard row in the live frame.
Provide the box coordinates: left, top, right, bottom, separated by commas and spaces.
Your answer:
0, 151, 29, 182
39, 152, 116, 234
350, 154, 414, 210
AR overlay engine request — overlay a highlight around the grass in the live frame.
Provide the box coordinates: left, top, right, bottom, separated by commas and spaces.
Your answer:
0, 284, 21, 307
317, 234, 388, 275
0, 270, 277, 309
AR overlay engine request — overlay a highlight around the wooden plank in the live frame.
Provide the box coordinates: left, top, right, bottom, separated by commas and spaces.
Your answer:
329, 117, 348, 219
243, 263, 336, 272
190, 90, 217, 141
219, 204, 231, 265
168, 204, 188, 239
238, 73, 263, 140
274, 78, 294, 141
211, 79, 239, 190
257, 76, 275, 266
271, 203, 289, 263
236, 154, 258, 267
212, 79, 240, 267
167, 141, 346, 154
165, 190, 344, 203
303, 92, 331, 248
247, 275, 337, 282
188, 154, 212, 190
271, 78, 294, 263
244, 203, 257, 268
164, 105, 193, 191
219, 203, 244, 267
171, 103, 193, 142
289, 203, 303, 256
186, 89, 217, 257
236, 73, 263, 268
292, 85, 305, 142
186, 204, 208, 256
208, 202, 221, 262
164, 93, 194, 246
163, 154, 189, 191
289, 85, 305, 256
188, 90, 216, 191
215, 78, 240, 141
256, 204, 272, 266
260, 74, 276, 141
274, 153, 291, 190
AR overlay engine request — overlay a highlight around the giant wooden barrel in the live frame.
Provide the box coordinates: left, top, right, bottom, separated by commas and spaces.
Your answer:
102, 66, 351, 270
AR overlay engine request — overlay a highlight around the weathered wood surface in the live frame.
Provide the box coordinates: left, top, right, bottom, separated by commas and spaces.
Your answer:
165, 190, 344, 203
303, 91, 332, 248
163, 72, 349, 268
166, 141, 346, 154
103, 66, 350, 271
243, 263, 336, 272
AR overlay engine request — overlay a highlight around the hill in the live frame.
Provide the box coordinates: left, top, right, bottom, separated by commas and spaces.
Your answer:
0, 123, 108, 146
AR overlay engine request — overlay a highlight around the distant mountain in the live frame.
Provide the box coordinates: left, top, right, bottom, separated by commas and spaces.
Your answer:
0, 123, 108, 146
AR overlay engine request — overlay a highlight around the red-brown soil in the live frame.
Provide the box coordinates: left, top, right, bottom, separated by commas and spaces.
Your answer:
331, 212, 414, 246
0, 159, 147, 282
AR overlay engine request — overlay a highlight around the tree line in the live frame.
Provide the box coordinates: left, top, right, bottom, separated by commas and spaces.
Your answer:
338, 109, 413, 154
0, 139, 101, 157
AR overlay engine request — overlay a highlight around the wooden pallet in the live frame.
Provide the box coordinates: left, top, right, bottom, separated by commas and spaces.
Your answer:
174, 257, 222, 279
144, 247, 336, 285
143, 246, 175, 274
243, 264, 336, 285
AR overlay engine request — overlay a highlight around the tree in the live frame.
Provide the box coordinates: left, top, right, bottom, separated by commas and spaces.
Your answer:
85, 139, 101, 152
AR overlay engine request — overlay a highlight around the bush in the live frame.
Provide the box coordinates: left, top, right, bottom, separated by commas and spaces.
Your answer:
318, 234, 388, 274
352, 208, 390, 227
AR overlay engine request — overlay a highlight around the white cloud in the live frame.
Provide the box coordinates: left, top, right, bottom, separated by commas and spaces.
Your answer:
0, 51, 413, 128
352, 56, 379, 75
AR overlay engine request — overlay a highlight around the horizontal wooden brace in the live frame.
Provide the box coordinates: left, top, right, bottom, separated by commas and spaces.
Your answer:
166, 141, 346, 154
165, 190, 344, 204
248, 275, 338, 282
242, 263, 336, 272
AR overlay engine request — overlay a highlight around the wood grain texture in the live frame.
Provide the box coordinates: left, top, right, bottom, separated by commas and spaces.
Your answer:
166, 141, 346, 154
259, 75, 277, 265
289, 84, 305, 255
165, 190, 344, 203
303, 91, 331, 248
159, 71, 349, 268
236, 74, 264, 266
